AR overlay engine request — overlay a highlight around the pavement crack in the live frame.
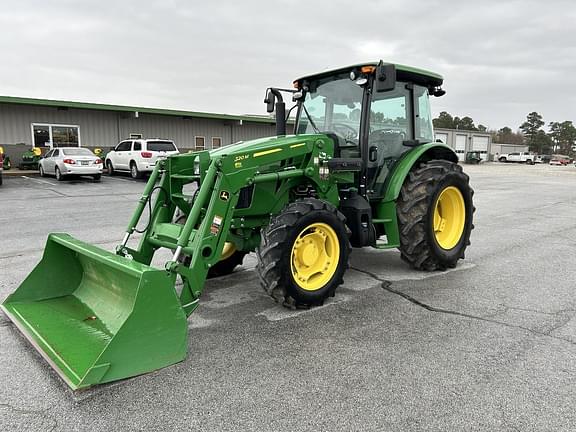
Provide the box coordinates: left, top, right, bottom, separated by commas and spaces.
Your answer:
0, 402, 58, 430
0, 253, 24, 260
350, 266, 576, 347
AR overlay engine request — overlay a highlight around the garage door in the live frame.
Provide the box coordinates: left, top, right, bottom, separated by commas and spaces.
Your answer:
435, 132, 449, 144
472, 136, 489, 160
455, 134, 467, 161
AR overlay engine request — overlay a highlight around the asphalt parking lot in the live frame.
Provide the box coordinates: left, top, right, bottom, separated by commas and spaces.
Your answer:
1, 163, 576, 431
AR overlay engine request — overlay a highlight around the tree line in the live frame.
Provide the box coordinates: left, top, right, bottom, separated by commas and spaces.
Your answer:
433, 111, 576, 155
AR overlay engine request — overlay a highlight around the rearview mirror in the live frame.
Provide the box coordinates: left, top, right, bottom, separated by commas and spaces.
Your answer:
264, 89, 275, 113
374, 62, 396, 92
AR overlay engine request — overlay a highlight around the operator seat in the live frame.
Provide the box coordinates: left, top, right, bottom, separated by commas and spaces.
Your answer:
369, 129, 404, 162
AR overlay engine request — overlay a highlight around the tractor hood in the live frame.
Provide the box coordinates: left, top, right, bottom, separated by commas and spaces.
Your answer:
208, 134, 329, 158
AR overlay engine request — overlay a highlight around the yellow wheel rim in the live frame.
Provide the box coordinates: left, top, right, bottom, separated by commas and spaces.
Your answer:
220, 242, 236, 260
291, 222, 340, 291
433, 186, 466, 250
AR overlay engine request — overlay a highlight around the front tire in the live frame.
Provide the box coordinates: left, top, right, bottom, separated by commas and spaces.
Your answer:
257, 198, 351, 308
174, 214, 246, 278
39, 165, 45, 177
207, 244, 247, 278
397, 159, 474, 271
106, 160, 115, 175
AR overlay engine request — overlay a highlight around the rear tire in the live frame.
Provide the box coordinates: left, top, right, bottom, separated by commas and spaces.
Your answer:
397, 159, 474, 271
130, 162, 141, 179
257, 198, 350, 308
55, 167, 63, 181
93, 174, 101, 181
106, 160, 115, 175
499, 157, 507, 162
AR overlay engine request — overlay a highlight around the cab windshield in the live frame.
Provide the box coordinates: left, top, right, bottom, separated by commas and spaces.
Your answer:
296, 74, 363, 146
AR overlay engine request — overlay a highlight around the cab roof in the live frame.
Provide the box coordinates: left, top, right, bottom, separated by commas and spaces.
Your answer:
295, 61, 443, 88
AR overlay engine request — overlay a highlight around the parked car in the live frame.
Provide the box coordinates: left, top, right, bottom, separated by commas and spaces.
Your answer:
535, 154, 551, 164
498, 152, 535, 164
105, 139, 179, 179
549, 155, 572, 165
39, 147, 103, 181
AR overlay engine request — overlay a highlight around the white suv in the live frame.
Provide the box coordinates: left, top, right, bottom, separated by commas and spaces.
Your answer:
105, 139, 179, 178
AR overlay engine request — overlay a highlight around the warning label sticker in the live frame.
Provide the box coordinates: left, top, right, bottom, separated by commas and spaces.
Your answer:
210, 215, 223, 235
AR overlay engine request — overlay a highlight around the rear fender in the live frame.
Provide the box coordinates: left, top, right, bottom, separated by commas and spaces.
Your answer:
374, 143, 457, 248
381, 143, 457, 203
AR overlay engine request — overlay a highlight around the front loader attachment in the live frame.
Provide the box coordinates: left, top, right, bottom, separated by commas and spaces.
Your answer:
1, 233, 188, 390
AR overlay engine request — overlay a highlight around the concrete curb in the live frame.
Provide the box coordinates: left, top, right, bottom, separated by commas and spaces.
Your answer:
2, 169, 39, 177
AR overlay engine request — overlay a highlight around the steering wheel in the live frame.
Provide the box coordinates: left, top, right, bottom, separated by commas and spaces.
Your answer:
332, 122, 357, 138
369, 129, 407, 142
331, 122, 360, 148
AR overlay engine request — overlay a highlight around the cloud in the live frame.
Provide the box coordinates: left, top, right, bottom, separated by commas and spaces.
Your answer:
0, 0, 574, 129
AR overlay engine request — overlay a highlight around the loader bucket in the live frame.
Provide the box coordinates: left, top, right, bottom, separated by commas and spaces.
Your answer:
1, 233, 188, 390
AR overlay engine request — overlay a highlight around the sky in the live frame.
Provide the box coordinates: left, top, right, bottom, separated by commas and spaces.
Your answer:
1, 0, 575, 131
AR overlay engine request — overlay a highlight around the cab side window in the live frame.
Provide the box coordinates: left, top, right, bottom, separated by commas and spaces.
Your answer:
133, 141, 141, 151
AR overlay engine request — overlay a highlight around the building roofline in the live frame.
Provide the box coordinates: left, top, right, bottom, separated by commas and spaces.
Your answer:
0, 95, 286, 124
435, 127, 491, 135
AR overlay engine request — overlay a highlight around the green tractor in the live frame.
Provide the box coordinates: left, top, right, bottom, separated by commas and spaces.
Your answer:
465, 151, 482, 164
1, 61, 474, 389
18, 147, 43, 170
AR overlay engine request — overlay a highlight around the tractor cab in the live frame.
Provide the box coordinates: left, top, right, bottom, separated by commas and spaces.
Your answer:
278, 62, 445, 198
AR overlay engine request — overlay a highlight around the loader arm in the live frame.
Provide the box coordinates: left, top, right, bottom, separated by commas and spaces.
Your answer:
117, 134, 340, 316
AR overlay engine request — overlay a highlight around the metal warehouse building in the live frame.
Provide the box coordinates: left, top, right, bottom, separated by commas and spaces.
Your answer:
434, 128, 493, 161
0, 95, 494, 165
0, 96, 284, 165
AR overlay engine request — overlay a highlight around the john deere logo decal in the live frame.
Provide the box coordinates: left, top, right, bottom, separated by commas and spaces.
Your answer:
220, 191, 230, 201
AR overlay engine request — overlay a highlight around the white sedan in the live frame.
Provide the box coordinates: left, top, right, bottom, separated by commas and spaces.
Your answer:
39, 147, 103, 181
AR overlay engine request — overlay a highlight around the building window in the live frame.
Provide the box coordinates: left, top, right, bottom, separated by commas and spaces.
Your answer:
32, 123, 80, 147
212, 137, 222, 149
195, 136, 205, 151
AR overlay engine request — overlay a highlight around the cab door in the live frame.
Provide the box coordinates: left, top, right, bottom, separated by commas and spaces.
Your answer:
365, 83, 412, 198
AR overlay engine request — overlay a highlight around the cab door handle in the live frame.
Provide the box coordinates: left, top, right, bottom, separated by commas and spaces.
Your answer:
369, 146, 378, 162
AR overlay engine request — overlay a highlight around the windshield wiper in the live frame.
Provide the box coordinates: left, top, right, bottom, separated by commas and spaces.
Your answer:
302, 104, 321, 134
